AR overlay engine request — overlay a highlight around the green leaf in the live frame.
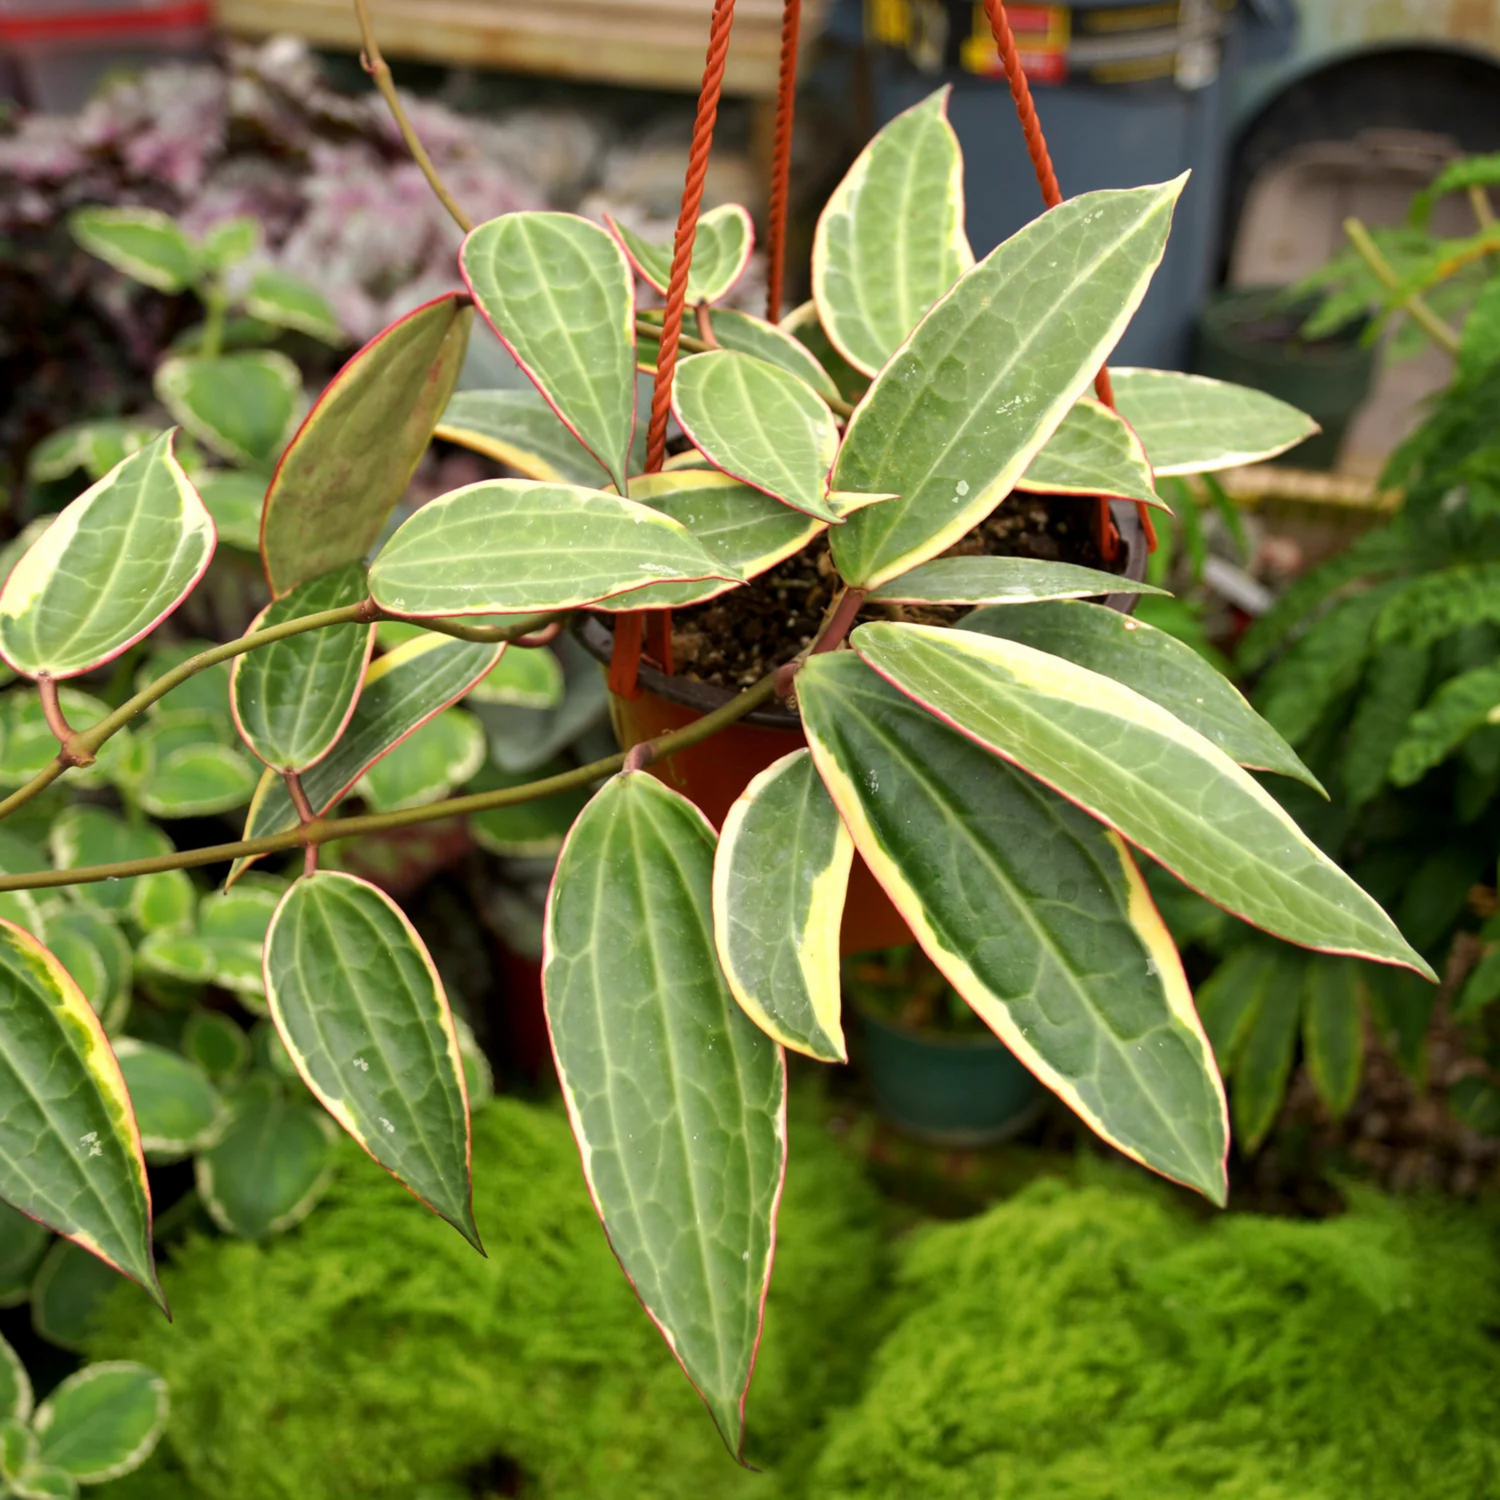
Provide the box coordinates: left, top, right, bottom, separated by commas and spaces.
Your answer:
136, 742, 259, 820
369, 478, 737, 617
702, 309, 841, 401
466, 761, 589, 858
671, 351, 845, 523
607, 203, 754, 305
544, 773, 785, 1456
616, 470, 824, 610
127, 868, 194, 933
68, 207, 196, 293
466, 646, 564, 709
1109, 368, 1318, 475
201, 215, 260, 269
0, 1417, 37, 1488
155, 353, 302, 468
112, 1039, 223, 1159
462, 212, 636, 493
0, 1201, 52, 1310
260, 294, 471, 595
244, 267, 343, 344
182, 1008, 251, 1083
1376, 562, 1500, 650
265, 872, 479, 1248
134, 641, 233, 722
50, 808, 171, 918
435, 388, 637, 488
355, 707, 486, 812
29, 1239, 126, 1352
33, 1362, 166, 1485
797, 652, 1227, 1201
0, 689, 130, 791
0, 435, 214, 680
1342, 642, 1431, 802
43, 909, 130, 1035
1231, 950, 1304, 1151
1018, 397, 1163, 507
11, 1463, 77, 1499
830, 179, 1184, 589
196, 1074, 337, 1238
867, 557, 1164, 606
134, 931, 213, 992
231, 563, 375, 773
712, 750, 851, 1062
1301, 956, 1363, 1118
0, 922, 159, 1302
853, 621, 1430, 975
812, 88, 971, 376
1390, 661, 1500, 787
25, 422, 162, 485
0, 1334, 30, 1423
190, 470, 264, 552
962, 601, 1322, 790
229, 634, 502, 885
780, 299, 870, 406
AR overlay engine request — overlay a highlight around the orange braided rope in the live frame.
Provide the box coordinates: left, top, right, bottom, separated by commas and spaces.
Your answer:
764, 0, 803, 323
980, 0, 1157, 556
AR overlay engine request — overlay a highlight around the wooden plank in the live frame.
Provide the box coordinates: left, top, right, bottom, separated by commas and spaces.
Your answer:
213, 0, 823, 96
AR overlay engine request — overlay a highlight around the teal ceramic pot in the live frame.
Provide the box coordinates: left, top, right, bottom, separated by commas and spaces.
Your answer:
856, 1003, 1042, 1146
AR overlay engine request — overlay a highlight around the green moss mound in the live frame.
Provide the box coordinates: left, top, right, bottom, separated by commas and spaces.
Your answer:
809, 1173, 1500, 1499
91, 1093, 886, 1499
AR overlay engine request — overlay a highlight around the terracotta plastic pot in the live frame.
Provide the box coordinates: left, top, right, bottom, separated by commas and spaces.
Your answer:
577, 499, 1148, 956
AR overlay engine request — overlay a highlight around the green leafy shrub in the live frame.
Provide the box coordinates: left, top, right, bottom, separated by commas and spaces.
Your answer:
87, 1093, 885, 1499
809, 1173, 1500, 1500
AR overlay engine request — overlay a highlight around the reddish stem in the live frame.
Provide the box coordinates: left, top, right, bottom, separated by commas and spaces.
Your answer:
644, 0, 738, 475
765, 0, 803, 324
510, 621, 565, 649
810, 588, 866, 656
39, 678, 91, 767
285, 772, 319, 875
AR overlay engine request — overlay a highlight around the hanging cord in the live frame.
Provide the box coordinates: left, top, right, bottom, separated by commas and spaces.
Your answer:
979, 0, 1157, 558
612, 0, 738, 698
764, 0, 803, 323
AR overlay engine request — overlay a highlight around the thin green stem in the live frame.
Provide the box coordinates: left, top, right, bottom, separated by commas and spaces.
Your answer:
412, 610, 565, 644
1344, 217, 1461, 355
199, 283, 229, 360
0, 669, 784, 892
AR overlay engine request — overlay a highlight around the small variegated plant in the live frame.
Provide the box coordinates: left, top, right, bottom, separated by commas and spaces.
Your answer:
0, 4, 1432, 1471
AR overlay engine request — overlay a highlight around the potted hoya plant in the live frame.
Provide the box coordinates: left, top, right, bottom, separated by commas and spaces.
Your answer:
0, 0, 1433, 1471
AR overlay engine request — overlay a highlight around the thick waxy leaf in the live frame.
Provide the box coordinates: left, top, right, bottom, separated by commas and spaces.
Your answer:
867, 557, 1163, 606
467, 761, 589, 857
155, 353, 301, 468
0, 923, 159, 1303
0, 688, 132, 791
0, 1201, 51, 1309
355, 707, 486, 811
0, 435, 213, 680
1109, 368, 1318, 475
614, 470, 823, 609
26, 422, 161, 485
231, 563, 375, 772
244, 267, 342, 343
436, 389, 636, 488
813, 88, 972, 376
182, 1007, 251, 1082
112, 1040, 223, 1159
467, 646, 564, 709
781, 299, 870, 406
703, 309, 842, 401
49, 808, 170, 918
544, 773, 785, 1456
369, 479, 735, 617
672, 351, 841, 523
265, 872, 478, 1247
963, 600, 1321, 789
855, 622, 1429, 974
196, 1074, 336, 1237
1302, 956, 1363, 1118
30, 1239, 122, 1351
192, 470, 264, 552
68, 207, 196, 292
797, 653, 1228, 1201
260, 293, 470, 595
462, 212, 636, 493
712, 750, 852, 1063
607, 204, 754, 305
229, 634, 502, 884
830, 179, 1184, 589
0, 1333, 30, 1422
44, 909, 131, 1035
0, 1416, 36, 1485
12, 1464, 76, 1500
33, 1363, 167, 1484
135, 742, 259, 820
1019, 397, 1163, 507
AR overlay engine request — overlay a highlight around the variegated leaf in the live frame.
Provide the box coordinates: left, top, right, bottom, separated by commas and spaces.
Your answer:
1019, 396, 1163, 507
607, 204, 754, 305
154, 352, 302, 468
866, 557, 1163, 606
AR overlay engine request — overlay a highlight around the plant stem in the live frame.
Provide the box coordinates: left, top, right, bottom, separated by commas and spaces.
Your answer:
199, 283, 228, 360
38, 679, 90, 767
0, 669, 785, 893
285, 773, 319, 874
411, 610, 564, 644
1344, 217, 1461, 355
1469, 185, 1495, 230
352, 0, 473, 236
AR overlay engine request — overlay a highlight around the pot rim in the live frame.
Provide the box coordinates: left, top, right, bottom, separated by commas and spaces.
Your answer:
852, 995, 1017, 1051
576, 499, 1149, 723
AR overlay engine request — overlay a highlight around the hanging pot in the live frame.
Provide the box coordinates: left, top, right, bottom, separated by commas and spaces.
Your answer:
576, 498, 1149, 956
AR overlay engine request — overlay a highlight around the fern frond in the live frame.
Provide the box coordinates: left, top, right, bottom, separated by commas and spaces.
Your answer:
1376, 561, 1500, 649
1341, 643, 1430, 805
1389, 661, 1500, 786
